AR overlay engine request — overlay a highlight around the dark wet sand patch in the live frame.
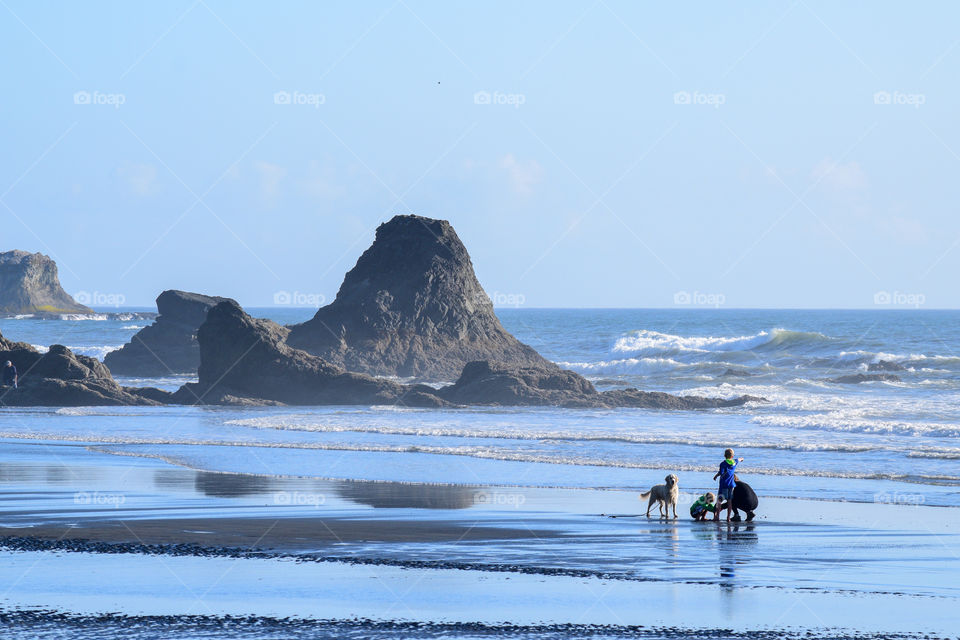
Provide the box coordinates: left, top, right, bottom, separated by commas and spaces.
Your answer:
0, 515, 559, 550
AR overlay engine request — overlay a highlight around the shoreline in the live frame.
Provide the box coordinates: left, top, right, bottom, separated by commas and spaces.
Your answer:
0, 611, 941, 640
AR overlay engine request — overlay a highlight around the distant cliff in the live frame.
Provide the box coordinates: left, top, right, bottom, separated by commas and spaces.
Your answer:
0, 250, 92, 315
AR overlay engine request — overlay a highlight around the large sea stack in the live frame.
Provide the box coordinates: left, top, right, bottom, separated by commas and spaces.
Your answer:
104, 290, 233, 376
0, 250, 92, 315
285, 215, 553, 381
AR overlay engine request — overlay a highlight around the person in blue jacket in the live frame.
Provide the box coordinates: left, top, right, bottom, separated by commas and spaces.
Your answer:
712, 448, 743, 522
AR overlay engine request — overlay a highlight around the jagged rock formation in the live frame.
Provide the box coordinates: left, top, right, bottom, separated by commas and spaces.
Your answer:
438, 361, 599, 407
104, 290, 233, 376
721, 368, 754, 378
286, 215, 553, 381
179, 303, 763, 410
867, 360, 907, 372
170, 301, 448, 407
829, 373, 901, 384
437, 360, 763, 409
0, 251, 92, 315
0, 331, 168, 406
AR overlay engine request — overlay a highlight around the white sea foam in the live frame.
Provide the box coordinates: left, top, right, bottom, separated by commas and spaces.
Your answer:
59, 314, 109, 321
71, 345, 124, 360
751, 413, 960, 438
839, 350, 960, 367
23, 344, 123, 359
612, 329, 772, 354
557, 357, 685, 375
52, 407, 159, 417
222, 416, 960, 458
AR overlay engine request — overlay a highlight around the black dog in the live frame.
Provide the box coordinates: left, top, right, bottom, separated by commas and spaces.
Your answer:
718, 479, 758, 522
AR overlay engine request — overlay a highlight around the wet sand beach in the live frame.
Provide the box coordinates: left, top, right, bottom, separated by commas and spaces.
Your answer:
0, 448, 958, 639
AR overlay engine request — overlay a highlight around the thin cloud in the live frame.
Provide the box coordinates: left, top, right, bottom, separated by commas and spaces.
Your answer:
499, 153, 543, 196
116, 163, 159, 196
255, 161, 287, 205
811, 157, 868, 192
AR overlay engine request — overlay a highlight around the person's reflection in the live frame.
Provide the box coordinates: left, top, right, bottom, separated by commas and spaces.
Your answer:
717, 522, 758, 590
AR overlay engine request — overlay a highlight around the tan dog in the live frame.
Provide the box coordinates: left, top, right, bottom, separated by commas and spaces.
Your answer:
639, 474, 679, 518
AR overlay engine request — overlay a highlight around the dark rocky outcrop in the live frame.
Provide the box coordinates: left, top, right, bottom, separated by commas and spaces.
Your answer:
104, 290, 233, 376
178, 302, 762, 410
286, 215, 553, 381
171, 301, 448, 407
437, 360, 599, 407
721, 368, 754, 378
602, 387, 764, 409
829, 373, 901, 384
0, 333, 166, 406
867, 360, 907, 372
591, 378, 631, 387
437, 360, 764, 409
0, 250, 92, 315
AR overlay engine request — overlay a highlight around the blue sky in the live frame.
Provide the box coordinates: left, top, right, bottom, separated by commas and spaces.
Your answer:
1, 1, 958, 308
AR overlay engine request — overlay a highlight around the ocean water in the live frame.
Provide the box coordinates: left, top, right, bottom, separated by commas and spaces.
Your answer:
1, 308, 958, 507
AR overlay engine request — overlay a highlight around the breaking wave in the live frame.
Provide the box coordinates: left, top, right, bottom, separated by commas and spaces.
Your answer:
611, 328, 830, 356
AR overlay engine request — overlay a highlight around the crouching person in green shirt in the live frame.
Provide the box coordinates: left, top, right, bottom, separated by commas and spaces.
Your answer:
690, 492, 717, 521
